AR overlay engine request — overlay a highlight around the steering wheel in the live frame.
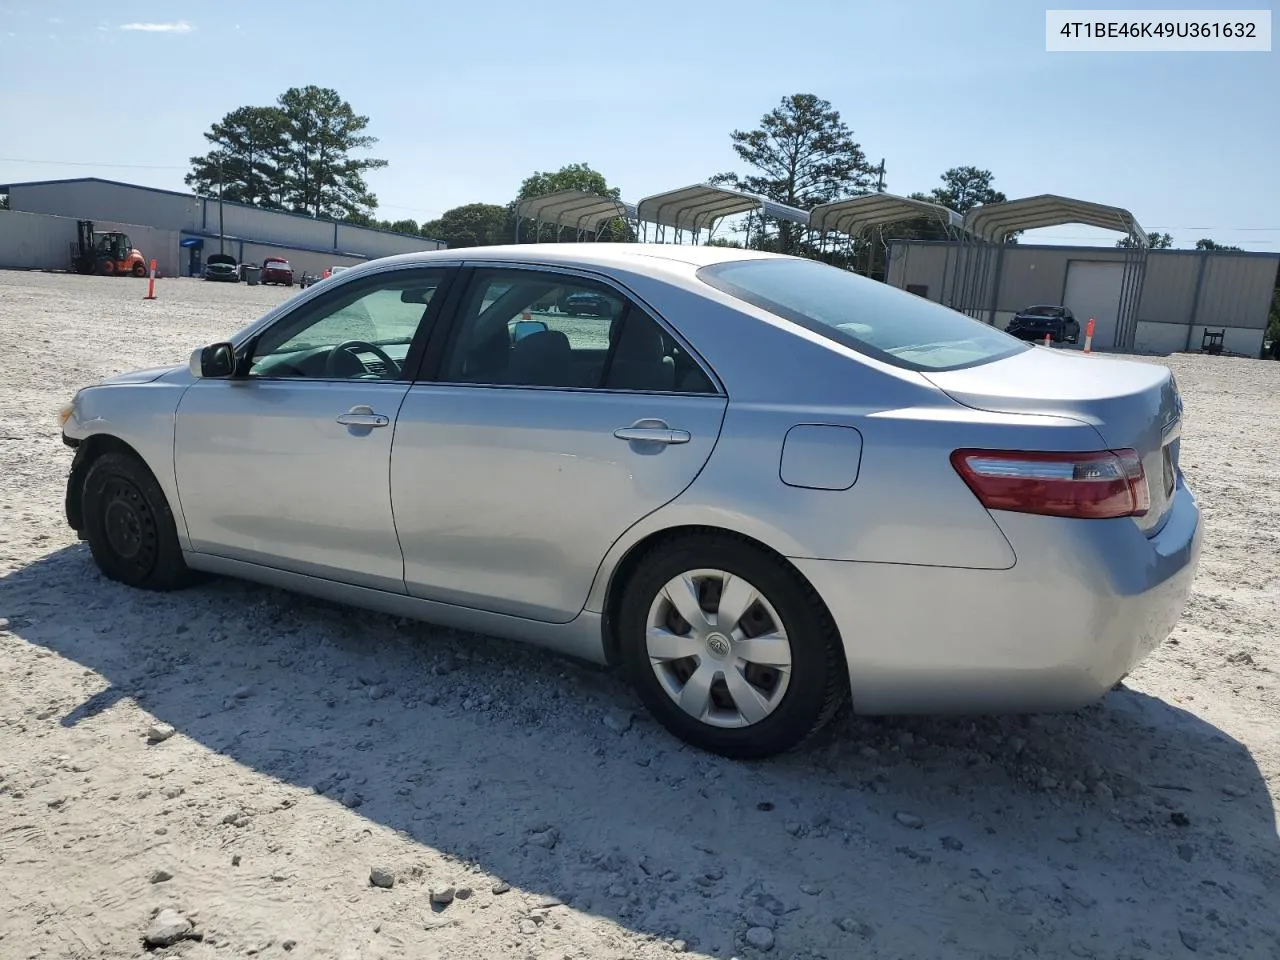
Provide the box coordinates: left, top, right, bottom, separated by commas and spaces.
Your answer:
325, 340, 401, 378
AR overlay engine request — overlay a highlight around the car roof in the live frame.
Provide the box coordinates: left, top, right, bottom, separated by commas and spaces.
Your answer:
366, 242, 786, 273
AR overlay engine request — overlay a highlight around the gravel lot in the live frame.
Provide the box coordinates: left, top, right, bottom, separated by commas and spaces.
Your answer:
1, 270, 1277, 960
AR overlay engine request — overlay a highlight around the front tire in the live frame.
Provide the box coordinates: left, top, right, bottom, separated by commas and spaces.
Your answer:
81, 451, 194, 591
618, 534, 846, 760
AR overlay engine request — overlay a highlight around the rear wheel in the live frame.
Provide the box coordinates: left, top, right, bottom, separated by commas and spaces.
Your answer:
618, 534, 846, 759
131, 261, 147, 278
81, 451, 194, 591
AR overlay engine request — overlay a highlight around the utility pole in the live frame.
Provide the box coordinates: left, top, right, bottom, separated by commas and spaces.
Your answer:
875, 158, 886, 193
217, 151, 226, 256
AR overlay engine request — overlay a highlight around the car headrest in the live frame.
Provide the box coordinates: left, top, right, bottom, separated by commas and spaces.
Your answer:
508, 329, 573, 385
610, 316, 664, 363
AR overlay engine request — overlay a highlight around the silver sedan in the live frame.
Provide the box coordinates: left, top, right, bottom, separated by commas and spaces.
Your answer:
58, 244, 1203, 759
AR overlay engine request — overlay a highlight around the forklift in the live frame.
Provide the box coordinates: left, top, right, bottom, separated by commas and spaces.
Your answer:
70, 220, 147, 277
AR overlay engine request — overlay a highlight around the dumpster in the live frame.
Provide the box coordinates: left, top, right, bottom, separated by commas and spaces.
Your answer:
243, 265, 261, 286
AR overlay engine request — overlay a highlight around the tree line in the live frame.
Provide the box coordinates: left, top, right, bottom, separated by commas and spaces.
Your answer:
187, 88, 1247, 261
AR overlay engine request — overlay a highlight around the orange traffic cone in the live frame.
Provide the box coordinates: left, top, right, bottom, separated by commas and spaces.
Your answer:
143, 259, 157, 300
1082, 318, 1096, 354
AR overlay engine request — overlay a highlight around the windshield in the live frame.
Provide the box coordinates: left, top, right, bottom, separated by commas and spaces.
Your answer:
1021, 305, 1062, 317
697, 258, 1028, 372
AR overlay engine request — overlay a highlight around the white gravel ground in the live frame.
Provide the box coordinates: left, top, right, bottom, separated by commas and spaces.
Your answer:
1, 270, 1277, 960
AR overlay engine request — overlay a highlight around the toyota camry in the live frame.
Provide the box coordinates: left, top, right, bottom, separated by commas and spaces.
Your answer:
58, 244, 1202, 759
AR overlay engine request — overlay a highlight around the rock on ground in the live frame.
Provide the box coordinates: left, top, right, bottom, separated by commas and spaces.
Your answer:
144, 908, 193, 947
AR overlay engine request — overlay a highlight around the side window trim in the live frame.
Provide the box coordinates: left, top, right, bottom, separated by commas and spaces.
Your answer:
238, 265, 458, 383
419, 260, 724, 396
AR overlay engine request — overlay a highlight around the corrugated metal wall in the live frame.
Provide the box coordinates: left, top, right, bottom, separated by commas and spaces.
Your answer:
1196, 254, 1279, 330
8, 179, 445, 262
888, 240, 1279, 354
0, 208, 181, 276
1136, 251, 1200, 325
10, 180, 195, 232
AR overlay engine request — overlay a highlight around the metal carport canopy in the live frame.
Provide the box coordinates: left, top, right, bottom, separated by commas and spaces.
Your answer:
515, 189, 633, 232
808, 193, 964, 237
635, 184, 763, 233
964, 194, 1147, 244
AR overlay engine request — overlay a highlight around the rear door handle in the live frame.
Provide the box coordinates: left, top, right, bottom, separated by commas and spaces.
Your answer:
613, 424, 691, 445
336, 405, 390, 428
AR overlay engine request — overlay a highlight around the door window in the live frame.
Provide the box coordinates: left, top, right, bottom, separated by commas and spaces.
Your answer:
248, 269, 448, 380
438, 269, 717, 393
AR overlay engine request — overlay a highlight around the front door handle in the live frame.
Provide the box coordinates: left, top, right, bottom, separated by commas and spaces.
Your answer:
613, 421, 691, 445
336, 405, 390, 428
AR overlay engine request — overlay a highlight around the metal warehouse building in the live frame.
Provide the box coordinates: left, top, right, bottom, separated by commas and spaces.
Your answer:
0, 177, 444, 279
886, 240, 1279, 358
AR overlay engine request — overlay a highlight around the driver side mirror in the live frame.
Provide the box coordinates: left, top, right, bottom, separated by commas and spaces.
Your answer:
510, 319, 549, 343
190, 342, 237, 379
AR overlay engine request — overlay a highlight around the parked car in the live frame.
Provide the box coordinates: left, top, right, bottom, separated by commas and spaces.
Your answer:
202, 254, 239, 283
57, 245, 1201, 760
1006, 304, 1081, 343
261, 257, 294, 286
563, 290, 612, 316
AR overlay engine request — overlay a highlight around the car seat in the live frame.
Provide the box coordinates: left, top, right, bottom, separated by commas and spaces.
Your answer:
607, 316, 676, 391
508, 329, 576, 386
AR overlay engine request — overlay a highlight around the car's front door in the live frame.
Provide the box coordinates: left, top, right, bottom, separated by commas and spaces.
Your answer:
391, 265, 728, 623
174, 265, 454, 592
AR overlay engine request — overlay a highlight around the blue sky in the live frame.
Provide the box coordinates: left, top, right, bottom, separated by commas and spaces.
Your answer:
1, 0, 1276, 249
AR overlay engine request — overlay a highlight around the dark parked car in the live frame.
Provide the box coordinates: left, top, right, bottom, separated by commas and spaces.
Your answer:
203, 254, 239, 283
261, 257, 294, 286
563, 290, 612, 316
1006, 305, 1080, 343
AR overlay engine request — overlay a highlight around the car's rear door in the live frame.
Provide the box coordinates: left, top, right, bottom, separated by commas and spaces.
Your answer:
390, 263, 728, 623
173, 265, 456, 592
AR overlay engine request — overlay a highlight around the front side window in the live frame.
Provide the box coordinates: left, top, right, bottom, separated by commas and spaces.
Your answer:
439, 269, 716, 393
698, 258, 1028, 372
249, 269, 447, 379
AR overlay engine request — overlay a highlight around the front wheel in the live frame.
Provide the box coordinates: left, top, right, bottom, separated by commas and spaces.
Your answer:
81, 451, 195, 591
618, 534, 847, 759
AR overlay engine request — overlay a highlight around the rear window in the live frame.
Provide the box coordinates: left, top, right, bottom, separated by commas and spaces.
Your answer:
266, 259, 291, 270
697, 258, 1028, 372
1021, 305, 1061, 317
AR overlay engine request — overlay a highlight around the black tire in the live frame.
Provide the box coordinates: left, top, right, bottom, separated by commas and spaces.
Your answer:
618, 533, 847, 760
132, 262, 147, 278
81, 451, 194, 591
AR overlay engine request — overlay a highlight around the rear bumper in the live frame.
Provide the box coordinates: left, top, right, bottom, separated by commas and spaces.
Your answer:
791, 481, 1202, 715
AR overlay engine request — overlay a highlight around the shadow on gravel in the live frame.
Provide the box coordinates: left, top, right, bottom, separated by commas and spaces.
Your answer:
4, 544, 1278, 959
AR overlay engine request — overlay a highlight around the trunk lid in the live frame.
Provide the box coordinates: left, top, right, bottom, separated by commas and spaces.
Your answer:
924, 348, 1183, 536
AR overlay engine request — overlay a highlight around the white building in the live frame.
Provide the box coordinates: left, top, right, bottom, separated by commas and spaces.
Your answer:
0, 177, 444, 279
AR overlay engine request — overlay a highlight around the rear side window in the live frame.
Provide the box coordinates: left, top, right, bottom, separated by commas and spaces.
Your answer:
697, 258, 1028, 372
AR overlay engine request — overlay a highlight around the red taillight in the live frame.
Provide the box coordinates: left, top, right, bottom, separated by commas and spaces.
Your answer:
951, 448, 1150, 520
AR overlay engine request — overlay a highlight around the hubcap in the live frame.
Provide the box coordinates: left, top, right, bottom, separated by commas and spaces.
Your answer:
645, 568, 792, 729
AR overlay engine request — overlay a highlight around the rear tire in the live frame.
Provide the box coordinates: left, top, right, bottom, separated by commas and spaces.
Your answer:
618, 533, 846, 760
81, 451, 194, 591
132, 261, 147, 278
